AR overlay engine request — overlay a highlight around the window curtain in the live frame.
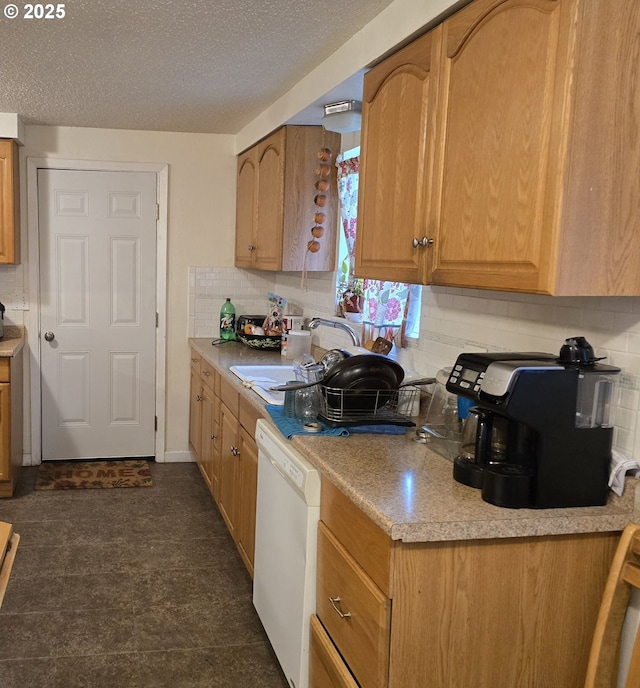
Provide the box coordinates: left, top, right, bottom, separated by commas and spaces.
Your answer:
336, 152, 411, 348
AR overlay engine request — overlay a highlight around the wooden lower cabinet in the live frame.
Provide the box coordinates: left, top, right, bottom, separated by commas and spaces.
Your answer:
218, 401, 239, 537
316, 522, 390, 688
189, 353, 220, 498
0, 353, 23, 498
188, 349, 261, 578
236, 426, 258, 576
0, 521, 19, 608
313, 475, 619, 688
310, 615, 358, 688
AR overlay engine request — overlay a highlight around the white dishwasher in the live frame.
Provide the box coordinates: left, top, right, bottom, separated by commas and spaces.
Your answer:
253, 419, 321, 688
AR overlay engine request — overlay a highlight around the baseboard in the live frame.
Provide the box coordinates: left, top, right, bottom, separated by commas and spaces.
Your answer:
159, 450, 195, 464
22, 451, 196, 465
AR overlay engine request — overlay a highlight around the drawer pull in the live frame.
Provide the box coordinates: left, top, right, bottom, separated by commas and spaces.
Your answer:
329, 596, 352, 620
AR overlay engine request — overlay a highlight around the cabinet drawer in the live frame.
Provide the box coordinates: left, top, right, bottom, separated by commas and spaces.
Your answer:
317, 522, 390, 688
200, 359, 218, 393
190, 350, 201, 375
310, 615, 359, 688
321, 475, 392, 595
220, 376, 239, 416
238, 395, 263, 436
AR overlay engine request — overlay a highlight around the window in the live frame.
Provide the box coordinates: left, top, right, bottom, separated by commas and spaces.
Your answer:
335, 147, 421, 347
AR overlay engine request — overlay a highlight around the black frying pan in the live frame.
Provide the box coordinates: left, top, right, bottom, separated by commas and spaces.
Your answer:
321, 354, 404, 410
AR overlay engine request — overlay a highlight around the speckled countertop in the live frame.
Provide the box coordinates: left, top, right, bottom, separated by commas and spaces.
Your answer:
0, 326, 25, 357
190, 338, 639, 543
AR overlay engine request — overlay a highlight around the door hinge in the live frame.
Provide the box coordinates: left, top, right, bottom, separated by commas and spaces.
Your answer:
155, 416, 158, 431
155, 203, 160, 221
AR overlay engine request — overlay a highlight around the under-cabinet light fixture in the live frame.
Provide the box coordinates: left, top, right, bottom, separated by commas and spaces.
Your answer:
322, 100, 362, 133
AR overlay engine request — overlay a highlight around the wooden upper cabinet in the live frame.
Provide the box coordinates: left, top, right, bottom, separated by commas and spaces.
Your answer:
357, 0, 640, 296
356, 31, 438, 284
235, 154, 258, 267
429, 0, 575, 293
0, 139, 20, 265
235, 126, 340, 272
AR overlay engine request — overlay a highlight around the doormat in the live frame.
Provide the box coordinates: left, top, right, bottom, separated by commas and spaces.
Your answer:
35, 460, 153, 490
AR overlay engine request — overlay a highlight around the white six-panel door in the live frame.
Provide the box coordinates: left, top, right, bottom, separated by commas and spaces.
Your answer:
38, 169, 157, 460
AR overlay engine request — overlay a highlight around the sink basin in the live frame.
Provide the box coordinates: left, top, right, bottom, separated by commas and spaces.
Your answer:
229, 365, 296, 405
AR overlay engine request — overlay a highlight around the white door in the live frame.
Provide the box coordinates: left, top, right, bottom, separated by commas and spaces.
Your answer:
38, 168, 157, 460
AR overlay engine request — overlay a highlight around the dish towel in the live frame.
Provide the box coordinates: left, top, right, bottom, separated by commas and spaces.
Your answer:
609, 449, 640, 496
264, 405, 408, 439
265, 405, 347, 439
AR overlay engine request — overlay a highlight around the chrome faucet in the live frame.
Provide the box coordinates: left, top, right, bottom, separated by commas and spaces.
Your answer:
307, 317, 361, 347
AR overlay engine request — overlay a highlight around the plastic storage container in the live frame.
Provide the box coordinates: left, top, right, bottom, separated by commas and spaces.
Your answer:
285, 330, 311, 360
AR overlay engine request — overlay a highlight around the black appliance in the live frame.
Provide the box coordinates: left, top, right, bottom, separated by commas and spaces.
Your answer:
447, 338, 620, 509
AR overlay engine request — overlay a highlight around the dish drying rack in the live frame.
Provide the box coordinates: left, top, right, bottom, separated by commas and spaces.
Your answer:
317, 386, 421, 427
293, 356, 424, 428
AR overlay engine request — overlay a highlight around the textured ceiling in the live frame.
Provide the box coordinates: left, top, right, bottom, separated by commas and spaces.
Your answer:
0, 0, 395, 134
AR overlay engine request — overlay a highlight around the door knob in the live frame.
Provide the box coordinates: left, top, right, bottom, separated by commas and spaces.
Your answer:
44, 331, 55, 342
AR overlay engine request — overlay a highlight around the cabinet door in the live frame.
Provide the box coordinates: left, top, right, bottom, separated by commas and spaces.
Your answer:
236, 426, 258, 578
0, 383, 10, 482
0, 139, 19, 265
218, 402, 239, 537
254, 129, 285, 270
235, 152, 257, 267
198, 382, 215, 491
210, 395, 221, 503
189, 367, 202, 460
356, 31, 438, 284
429, 0, 576, 293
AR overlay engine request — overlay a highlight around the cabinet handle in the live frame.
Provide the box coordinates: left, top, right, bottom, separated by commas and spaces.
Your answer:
211, 434, 217, 440
195, 394, 202, 402
191, 358, 198, 363
248, 244, 256, 251
329, 596, 352, 620
230, 446, 240, 456
203, 370, 210, 377
412, 236, 434, 248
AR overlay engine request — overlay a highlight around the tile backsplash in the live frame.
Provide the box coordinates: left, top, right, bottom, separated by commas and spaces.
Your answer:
189, 266, 640, 459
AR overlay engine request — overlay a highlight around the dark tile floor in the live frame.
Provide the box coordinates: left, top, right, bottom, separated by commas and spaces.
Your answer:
0, 462, 289, 688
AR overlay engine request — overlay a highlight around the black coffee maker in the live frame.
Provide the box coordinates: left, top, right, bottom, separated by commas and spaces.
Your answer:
447, 337, 620, 508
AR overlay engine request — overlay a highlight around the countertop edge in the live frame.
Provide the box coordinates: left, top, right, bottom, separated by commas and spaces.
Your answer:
0, 326, 25, 358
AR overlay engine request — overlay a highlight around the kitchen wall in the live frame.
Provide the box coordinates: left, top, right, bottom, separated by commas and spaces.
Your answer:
191, 270, 640, 460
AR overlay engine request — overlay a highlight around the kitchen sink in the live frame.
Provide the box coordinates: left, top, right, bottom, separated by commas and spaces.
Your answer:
229, 365, 296, 405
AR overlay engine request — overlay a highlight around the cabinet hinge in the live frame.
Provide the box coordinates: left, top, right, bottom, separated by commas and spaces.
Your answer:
155, 203, 160, 221
155, 416, 158, 431
156, 312, 159, 327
